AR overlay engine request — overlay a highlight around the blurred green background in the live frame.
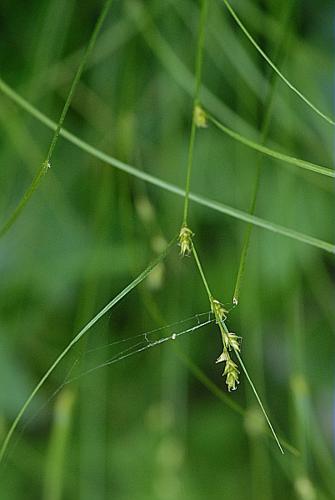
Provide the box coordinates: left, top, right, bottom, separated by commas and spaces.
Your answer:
0, 0, 334, 498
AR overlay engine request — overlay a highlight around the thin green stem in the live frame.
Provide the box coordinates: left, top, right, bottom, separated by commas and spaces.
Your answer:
45, 0, 113, 160
131, 4, 260, 139
0, 236, 176, 465
0, 78, 333, 253
132, 260, 299, 456
0, 0, 114, 239
232, 152, 264, 305
175, 347, 298, 456
192, 241, 284, 453
183, 118, 197, 226
232, 1, 296, 305
182, 0, 208, 226
220, 0, 335, 126
191, 243, 213, 301
235, 350, 284, 455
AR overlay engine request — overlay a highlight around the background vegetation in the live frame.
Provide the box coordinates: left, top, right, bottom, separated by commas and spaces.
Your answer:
0, 0, 334, 498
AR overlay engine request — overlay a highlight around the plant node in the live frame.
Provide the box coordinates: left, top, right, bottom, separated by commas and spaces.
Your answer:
43, 160, 51, 174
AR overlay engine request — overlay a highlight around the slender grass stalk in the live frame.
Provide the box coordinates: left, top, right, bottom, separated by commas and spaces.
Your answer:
232, 215, 254, 307
120, 152, 298, 458
132, 5, 256, 137
175, 0, 321, 155
133, 0, 330, 167
230, 0, 294, 306
175, 347, 298, 456
207, 114, 334, 179
124, 246, 298, 457
183, 114, 197, 226
0, 79, 333, 253
128, 2, 261, 140
1, 2, 332, 495
182, 0, 208, 226
187, 194, 333, 253
0, 236, 176, 464
191, 244, 212, 303
131, 272, 298, 456
133, 0, 322, 151
0, 0, 114, 239
191, 243, 284, 453
232, 5, 295, 486
219, 0, 335, 126
235, 351, 283, 454
43, 389, 75, 500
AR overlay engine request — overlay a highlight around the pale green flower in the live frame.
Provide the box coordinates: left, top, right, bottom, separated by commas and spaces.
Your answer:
193, 105, 208, 128
223, 358, 240, 392
225, 332, 241, 353
216, 350, 228, 364
211, 299, 228, 322
178, 225, 194, 256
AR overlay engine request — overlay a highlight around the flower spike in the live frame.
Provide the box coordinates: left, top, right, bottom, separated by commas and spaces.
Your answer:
178, 225, 194, 257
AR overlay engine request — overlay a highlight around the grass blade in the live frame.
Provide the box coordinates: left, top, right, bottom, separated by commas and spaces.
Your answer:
220, 0, 335, 126
0, 237, 176, 464
208, 114, 334, 178
231, 0, 295, 306
0, 0, 114, 239
0, 79, 333, 253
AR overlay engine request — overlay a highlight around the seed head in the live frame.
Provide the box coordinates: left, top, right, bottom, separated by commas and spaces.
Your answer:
225, 332, 241, 353
193, 105, 208, 128
216, 350, 228, 364
211, 299, 228, 322
178, 225, 193, 257
223, 358, 240, 392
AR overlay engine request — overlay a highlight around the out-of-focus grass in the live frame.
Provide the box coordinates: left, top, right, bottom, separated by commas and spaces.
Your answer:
0, 0, 334, 499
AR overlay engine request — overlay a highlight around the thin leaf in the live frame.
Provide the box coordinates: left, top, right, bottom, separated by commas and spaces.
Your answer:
0, 79, 333, 254
0, 0, 114, 238
0, 237, 176, 464
208, 114, 334, 179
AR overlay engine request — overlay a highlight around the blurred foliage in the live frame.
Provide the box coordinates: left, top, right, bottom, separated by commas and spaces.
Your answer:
0, 0, 334, 499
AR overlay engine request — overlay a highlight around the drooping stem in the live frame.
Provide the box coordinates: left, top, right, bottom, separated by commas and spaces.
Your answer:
235, 351, 284, 454
191, 241, 284, 453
